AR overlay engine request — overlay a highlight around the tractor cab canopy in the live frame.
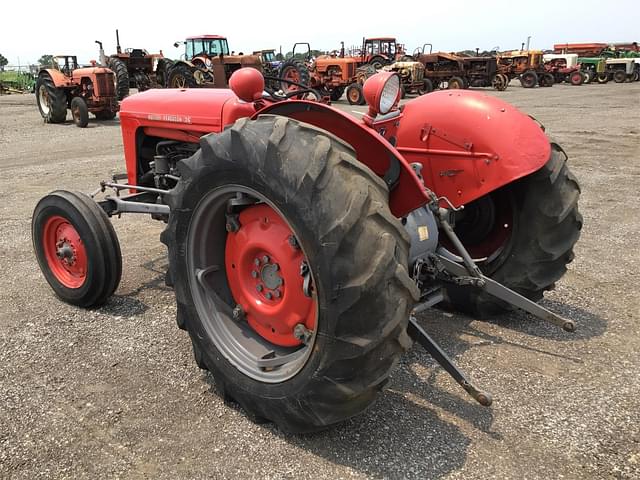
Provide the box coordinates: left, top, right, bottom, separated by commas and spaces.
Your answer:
52, 56, 79, 75
363, 38, 397, 57
184, 36, 230, 60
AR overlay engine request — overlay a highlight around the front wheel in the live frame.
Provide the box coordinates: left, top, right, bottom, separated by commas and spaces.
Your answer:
520, 70, 538, 88
596, 72, 609, 84
70, 97, 89, 128
346, 82, 365, 105
613, 70, 626, 83
161, 116, 418, 432
32, 191, 122, 307
569, 70, 584, 86
444, 143, 582, 316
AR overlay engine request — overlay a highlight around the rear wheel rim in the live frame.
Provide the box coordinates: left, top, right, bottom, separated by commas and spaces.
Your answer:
42, 215, 88, 288
187, 185, 318, 383
38, 85, 50, 115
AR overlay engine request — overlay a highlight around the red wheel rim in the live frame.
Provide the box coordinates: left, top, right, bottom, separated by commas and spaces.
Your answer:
225, 204, 317, 347
348, 87, 359, 102
42, 215, 88, 288
282, 66, 301, 92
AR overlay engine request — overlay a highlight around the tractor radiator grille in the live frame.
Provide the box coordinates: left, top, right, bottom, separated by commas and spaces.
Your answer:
95, 72, 115, 97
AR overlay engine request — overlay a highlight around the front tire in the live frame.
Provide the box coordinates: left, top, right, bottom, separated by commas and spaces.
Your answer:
346, 82, 365, 105
613, 70, 626, 83
445, 142, 582, 316
70, 97, 89, 128
32, 191, 122, 307
161, 116, 418, 432
520, 70, 538, 88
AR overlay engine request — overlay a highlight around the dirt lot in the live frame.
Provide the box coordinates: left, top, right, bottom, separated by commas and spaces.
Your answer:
1, 81, 639, 480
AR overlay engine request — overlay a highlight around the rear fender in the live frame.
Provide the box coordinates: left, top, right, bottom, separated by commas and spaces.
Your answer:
39, 69, 69, 87
395, 90, 551, 208
253, 101, 428, 217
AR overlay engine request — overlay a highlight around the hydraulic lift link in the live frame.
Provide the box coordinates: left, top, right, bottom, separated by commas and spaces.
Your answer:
407, 315, 493, 407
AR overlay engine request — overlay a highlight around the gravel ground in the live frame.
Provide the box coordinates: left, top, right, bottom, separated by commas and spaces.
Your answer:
0, 81, 639, 479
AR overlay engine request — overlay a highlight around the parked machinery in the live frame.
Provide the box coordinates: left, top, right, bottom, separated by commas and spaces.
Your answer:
32, 68, 582, 433
497, 50, 554, 88
542, 54, 585, 85
253, 49, 282, 90
95, 30, 168, 100
165, 35, 262, 88
35, 55, 118, 128
413, 44, 468, 89
351, 37, 404, 68
278, 42, 374, 104
383, 60, 428, 95
460, 56, 509, 91
605, 58, 636, 83
578, 57, 608, 83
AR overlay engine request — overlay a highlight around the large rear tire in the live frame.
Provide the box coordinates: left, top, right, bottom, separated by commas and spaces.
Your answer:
32, 191, 122, 307
444, 142, 582, 316
107, 57, 130, 100
168, 64, 199, 88
278, 59, 310, 93
161, 116, 418, 432
35, 72, 67, 123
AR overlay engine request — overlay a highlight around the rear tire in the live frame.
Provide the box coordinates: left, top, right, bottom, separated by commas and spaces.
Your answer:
444, 142, 582, 316
70, 97, 89, 128
161, 116, 418, 433
107, 57, 130, 100
279, 59, 310, 93
32, 191, 122, 307
168, 64, 198, 88
35, 72, 67, 123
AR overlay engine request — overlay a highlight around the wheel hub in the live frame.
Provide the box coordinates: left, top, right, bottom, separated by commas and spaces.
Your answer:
225, 204, 316, 347
42, 216, 87, 288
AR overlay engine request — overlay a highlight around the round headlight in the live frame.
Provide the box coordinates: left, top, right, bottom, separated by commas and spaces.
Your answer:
362, 72, 401, 117
379, 74, 400, 114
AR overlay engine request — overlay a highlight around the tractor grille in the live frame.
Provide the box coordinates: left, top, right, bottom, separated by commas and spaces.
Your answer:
95, 72, 115, 97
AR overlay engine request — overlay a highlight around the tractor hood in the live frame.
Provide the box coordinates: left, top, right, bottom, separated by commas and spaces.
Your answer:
119, 88, 240, 132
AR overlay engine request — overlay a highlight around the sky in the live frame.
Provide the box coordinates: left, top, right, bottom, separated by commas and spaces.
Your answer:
1, 0, 638, 66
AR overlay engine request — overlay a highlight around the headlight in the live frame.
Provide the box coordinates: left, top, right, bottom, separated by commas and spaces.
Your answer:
363, 71, 401, 117
379, 74, 400, 114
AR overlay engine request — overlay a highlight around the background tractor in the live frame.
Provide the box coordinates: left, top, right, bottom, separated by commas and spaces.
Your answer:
349, 37, 404, 69
383, 60, 429, 95
460, 55, 509, 91
577, 57, 608, 83
605, 58, 636, 83
32, 67, 581, 434
35, 55, 118, 128
497, 50, 554, 88
542, 54, 585, 85
412, 45, 468, 89
253, 49, 282, 89
165, 35, 262, 88
96, 30, 168, 100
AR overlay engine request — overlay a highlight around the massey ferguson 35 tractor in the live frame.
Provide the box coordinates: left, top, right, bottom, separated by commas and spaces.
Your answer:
35, 56, 118, 128
32, 68, 582, 433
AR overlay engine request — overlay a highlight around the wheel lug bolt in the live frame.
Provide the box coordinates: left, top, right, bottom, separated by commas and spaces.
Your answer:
256, 284, 263, 292
288, 235, 300, 249
273, 289, 281, 298
251, 270, 258, 278
254, 258, 261, 266
262, 255, 270, 263
265, 292, 273, 300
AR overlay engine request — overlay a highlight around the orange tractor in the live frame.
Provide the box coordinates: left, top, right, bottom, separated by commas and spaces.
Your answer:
278, 42, 372, 103
35, 55, 118, 128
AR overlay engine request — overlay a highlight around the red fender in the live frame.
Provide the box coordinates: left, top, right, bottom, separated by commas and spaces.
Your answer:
39, 69, 71, 87
253, 101, 428, 217
395, 90, 550, 208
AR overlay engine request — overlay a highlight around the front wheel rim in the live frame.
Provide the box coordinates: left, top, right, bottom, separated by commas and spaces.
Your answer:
42, 215, 88, 288
187, 185, 319, 383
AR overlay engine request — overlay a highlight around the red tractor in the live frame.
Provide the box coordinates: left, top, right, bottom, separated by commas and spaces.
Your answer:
35, 55, 118, 128
32, 68, 582, 432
